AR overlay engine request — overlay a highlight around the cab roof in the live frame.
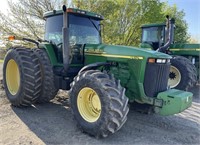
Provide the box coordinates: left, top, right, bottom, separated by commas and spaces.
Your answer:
43, 8, 104, 20
141, 23, 165, 28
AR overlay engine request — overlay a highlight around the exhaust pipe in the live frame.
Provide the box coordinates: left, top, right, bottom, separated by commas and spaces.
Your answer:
157, 15, 175, 53
62, 5, 70, 72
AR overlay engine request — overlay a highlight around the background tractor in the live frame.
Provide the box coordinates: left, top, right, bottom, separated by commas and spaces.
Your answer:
3, 6, 193, 138
140, 16, 198, 90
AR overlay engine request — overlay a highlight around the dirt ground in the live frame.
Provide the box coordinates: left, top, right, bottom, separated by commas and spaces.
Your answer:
0, 63, 199, 145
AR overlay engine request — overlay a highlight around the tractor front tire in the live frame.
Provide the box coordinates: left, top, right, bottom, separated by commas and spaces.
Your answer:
69, 70, 129, 138
33, 48, 58, 103
168, 56, 197, 90
3, 48, 42, 106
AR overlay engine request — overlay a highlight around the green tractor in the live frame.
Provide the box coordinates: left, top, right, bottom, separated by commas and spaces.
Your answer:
140, 16, 198, 90
3, 6, 193, 138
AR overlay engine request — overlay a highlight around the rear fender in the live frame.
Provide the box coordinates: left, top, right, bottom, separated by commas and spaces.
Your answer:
39, 43, 58, 65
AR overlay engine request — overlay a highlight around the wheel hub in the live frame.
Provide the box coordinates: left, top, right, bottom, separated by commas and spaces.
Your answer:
6, 59, 20, 95
169, 72, 176, 80
77, 87, 101, 122
168, 66, 181, 88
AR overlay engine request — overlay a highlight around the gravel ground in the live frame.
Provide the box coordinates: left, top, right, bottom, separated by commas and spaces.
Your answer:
0, 63, 199, 145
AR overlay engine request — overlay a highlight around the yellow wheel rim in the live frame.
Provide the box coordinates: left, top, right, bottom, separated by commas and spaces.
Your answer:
6, 59, 20, 95
77, 87, 101, 122
168, 66, 181, 88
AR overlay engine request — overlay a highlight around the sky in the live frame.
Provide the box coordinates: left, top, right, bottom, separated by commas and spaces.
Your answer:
0, 0, 12, 15
0, 0, 199, 41
165, 0, 200, 41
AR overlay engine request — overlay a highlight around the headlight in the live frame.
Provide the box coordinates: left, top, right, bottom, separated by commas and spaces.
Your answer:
148, 58, 170, 64
156, 59, 166, 63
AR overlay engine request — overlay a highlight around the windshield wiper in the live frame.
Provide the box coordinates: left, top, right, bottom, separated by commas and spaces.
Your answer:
88, 18, 101, 37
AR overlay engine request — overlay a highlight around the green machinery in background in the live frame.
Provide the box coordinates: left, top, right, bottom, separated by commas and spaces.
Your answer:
3, 6, 193, 138
140, 16, 198, 90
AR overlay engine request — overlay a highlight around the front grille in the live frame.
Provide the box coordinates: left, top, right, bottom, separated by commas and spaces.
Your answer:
144, 62, 170, 97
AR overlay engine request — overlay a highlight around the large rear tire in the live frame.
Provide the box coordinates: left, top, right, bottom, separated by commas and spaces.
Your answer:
3, 48, 42, 106
69, 70, 129, 138
33, 48, 58, 103
168, 56, 197, 90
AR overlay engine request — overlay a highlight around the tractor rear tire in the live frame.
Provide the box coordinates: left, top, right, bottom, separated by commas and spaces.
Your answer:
33, 48, 58, 103
3, 48, 42, 106
69, 70, 129, 138
168, 56, 197, 90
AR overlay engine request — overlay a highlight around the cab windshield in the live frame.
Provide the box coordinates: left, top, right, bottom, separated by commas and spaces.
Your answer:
45, 14, 101, 45
141, 26, 165, 43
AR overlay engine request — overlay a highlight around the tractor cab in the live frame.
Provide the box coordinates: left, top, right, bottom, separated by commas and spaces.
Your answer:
140, 23, 166, 50
43, 8, 104, 63
44, 9, 103, 45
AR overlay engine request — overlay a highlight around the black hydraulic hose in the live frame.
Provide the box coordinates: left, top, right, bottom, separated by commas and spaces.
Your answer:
22, 38, 39, 46
78, 62, 111, 75
89, 18, 101, 37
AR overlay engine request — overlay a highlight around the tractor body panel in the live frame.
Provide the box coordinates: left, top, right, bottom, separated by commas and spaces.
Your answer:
169, 43, 200, 56
84, 43, 171, 103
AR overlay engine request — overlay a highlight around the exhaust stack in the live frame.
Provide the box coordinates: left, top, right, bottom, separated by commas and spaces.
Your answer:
157, 15, 175, 53
62, 5, 70, 72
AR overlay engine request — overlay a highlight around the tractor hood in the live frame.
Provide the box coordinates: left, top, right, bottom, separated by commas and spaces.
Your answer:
84, 43, 171, 59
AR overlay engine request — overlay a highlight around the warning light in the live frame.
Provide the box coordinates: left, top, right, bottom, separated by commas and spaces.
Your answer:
148, 58, 155, 63
8, 36, 15, 41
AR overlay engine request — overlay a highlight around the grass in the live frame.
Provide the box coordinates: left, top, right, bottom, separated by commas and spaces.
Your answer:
0, 60, 3, 63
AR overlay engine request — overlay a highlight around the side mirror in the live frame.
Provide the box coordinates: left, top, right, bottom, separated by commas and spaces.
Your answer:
62, 5, 67, 12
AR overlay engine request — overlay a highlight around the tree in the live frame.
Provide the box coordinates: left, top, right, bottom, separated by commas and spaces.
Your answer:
0, 0, 190, 48
74, 0, 189, 46
0, 0, 63, 47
